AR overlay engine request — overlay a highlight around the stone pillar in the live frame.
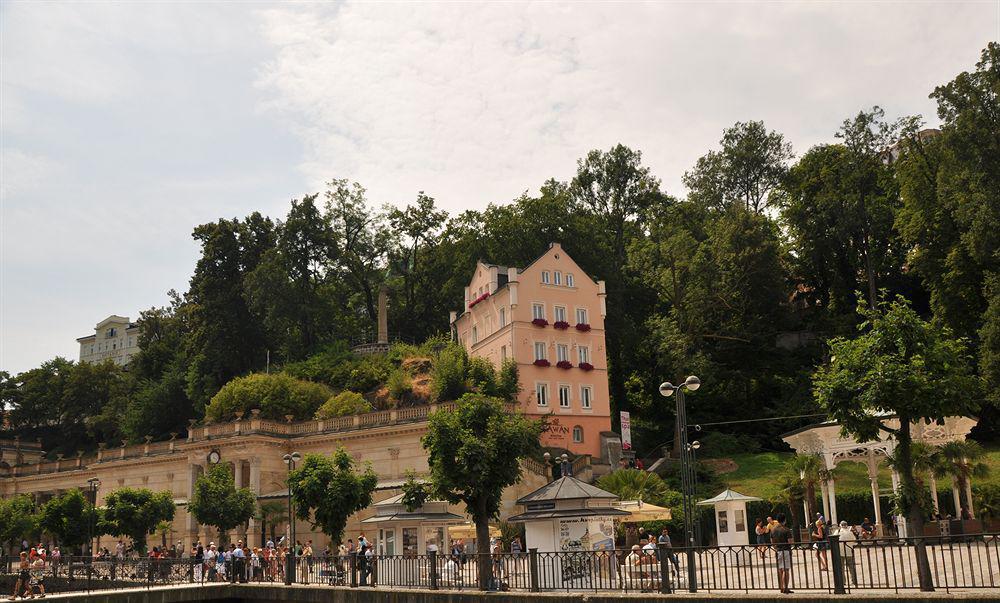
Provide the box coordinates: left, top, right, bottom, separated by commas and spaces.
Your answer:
188, 463, 204, 546
377, 286, 389, 344
247, 458, 261, 548
928, 473, 940, 514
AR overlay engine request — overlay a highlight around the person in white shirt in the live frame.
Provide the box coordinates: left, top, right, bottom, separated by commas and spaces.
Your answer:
837, 521, 858, 586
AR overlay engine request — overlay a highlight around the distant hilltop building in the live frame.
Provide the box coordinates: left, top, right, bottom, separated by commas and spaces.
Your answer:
451, 243, 613, 457
77, 315, 140, 366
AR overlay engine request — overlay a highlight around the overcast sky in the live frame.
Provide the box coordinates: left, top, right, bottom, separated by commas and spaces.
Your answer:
1, 1, 997, 374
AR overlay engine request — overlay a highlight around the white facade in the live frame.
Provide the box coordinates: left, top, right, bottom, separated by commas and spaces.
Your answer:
77, 315, 140, 366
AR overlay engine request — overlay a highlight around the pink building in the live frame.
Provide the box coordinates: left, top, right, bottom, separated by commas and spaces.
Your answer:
451, 243, 612, 457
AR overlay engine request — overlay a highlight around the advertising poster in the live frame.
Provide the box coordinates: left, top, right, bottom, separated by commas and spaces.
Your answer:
557, 517, 618, 587
620, 411, 632, 450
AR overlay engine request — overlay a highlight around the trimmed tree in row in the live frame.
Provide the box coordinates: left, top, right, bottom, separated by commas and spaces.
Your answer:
189, 464, 256, 544
288, 448, 378, 544
101, 489, 176, 554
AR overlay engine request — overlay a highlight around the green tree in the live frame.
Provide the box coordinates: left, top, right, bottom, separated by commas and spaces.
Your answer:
683, 120, 793, 213
204, 373, 332, 422
421, 393, 544, 589
101, 488, 175, 554
39, 489, 100, 554
788, 454, 829, 523
430, 344, 468, 402
287, 448, 378, 543
0, 495, 37, 555
813, 296, 982, 591
189, 464, 256, 543
596, 468, 673, 505
255, 501, 288, 545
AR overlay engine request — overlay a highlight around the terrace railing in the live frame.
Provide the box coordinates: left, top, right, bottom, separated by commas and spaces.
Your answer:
4, 534, 999, 596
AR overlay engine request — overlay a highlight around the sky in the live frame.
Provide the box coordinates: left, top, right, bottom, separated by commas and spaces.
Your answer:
1, 1, 997, 374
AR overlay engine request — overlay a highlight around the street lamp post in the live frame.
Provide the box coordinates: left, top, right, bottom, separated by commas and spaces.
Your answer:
660, 375, 701, 593
283, 451, 301, 586
685, 441, 702, 546
86, 477, 101, 561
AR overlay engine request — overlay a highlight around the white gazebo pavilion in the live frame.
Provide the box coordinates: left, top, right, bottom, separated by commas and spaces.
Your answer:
781, 415, 978, 537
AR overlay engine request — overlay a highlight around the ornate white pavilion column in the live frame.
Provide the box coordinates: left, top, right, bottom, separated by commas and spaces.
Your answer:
827, 478, 839, 524
820, 480, 831, 523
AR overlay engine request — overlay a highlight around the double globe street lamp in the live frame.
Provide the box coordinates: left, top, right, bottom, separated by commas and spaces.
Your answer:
659, 375, 701, 593
283, 451, 301, 585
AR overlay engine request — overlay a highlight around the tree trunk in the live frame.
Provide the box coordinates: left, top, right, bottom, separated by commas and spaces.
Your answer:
805, 482, 817, 524
896, 417, 934, 591
475, 499, 492, 591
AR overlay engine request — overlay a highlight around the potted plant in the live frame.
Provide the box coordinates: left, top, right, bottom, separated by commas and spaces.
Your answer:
533, 359, 551, 367
553, 321, 570, 330
578, 362, 594, 371
556, 360, 573, 370
575, 323, 591, 332
531, 318, 549, 327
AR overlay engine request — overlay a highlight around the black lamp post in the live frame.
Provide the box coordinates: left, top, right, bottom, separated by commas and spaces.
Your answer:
86, 477, 101, 560
283, 451, 301, 585
660, 375, 701, 592
685, 440, 702, 546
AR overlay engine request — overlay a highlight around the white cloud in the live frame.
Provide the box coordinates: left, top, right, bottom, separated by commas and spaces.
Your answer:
0, 149, 58, 198
255, 2, 998, 208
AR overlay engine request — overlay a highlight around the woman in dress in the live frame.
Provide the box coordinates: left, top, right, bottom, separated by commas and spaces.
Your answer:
812, 519, 829, 571
754, 519, 769, 559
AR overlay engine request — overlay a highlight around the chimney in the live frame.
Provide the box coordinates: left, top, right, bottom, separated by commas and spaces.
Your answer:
508, 267, 519, 307
598, 280, 607, 318
377, 286, 389, 344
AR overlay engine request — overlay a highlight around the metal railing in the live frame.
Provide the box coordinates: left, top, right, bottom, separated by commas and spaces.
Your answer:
4, 535, 999, 595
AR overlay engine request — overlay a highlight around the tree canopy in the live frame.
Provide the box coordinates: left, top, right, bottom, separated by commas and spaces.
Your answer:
288, 449, 378, 543
100, 488, 175, 554
189, 464, 257, 541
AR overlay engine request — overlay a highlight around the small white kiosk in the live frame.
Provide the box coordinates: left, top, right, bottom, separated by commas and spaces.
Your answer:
508, 475, 629, 589
697, 489, 761, 566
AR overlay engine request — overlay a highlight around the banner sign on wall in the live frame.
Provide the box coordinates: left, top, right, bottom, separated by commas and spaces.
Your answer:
620, 411, 632, 450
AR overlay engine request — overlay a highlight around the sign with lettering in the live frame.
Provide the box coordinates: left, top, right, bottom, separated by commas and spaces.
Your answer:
620, 411, 632, 450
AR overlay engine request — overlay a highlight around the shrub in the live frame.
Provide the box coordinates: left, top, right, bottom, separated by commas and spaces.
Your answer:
431, 344, 468, 402
388, 342, 421, 365
345, 357, 391, 392
467, 357, 498, 396
387, 368, 413, 401
205, 373, 332, 422
497, 359, 520, 402
315, 391, 371, 419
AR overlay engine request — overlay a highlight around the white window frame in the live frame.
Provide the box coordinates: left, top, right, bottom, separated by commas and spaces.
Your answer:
581, 385, 593, 410
501, 345, 508, 361
578, 346, 590, 364
576, 307, 589, 324
536, 383, 549, 407
499, 306, 507, 328
554, 271, 562, 285
554, 305, 567, 323
556, 344, 569, 363
558, 384, 571, 408
534, 342, 547, 361
572, 426, 583, 443
541, 271, 551, 284
471, 326, 478, 344
567, 273, 575, 287
532, 303, 545, 320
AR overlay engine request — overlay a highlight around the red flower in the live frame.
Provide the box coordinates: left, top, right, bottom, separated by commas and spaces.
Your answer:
553, 321, 570, 330
531, 318, 549, 327
575, 323, 592, 332
578, 362, 594, 371
533, 359, 551, 367
468, 291, 491, 309
556, 360, 573, 370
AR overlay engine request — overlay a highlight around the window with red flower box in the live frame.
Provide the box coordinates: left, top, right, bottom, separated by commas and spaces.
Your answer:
575, 323, 591, 332
533, 359, 551, 367
531, 318, 549, 327
468, 291, 491, 309
556, 360, 573, 369
553, 321, 570, 330
578, 362, 594, 371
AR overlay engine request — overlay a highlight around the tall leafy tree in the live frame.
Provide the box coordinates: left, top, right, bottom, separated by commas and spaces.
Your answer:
421, 393, 543, 589
101, 488, 175, 554
38, 489, 99, 554
683, 120, 793, 213
287, 448, 378, 543
0, 495, 37, 555
813, 296, 982, 591
189, 464, 256, 543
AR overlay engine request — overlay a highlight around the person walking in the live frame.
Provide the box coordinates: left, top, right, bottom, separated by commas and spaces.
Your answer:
755, 519, 770, 559
771, 513, 794, 594
9, 552, 29, 600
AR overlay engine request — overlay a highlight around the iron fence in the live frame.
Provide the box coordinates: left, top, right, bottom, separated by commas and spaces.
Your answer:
3, 534, 999, 596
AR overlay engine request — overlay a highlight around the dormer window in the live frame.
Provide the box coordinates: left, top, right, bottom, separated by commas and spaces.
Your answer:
541, 271, 551, 284
554, 271, 562, 285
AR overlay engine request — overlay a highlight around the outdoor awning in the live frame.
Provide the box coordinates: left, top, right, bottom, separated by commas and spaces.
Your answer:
614, 500, 672, 522
696, 489, 762, 505
447, 524, 501, 539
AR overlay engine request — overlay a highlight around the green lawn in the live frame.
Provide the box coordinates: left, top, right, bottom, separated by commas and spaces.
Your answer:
714, 445, 1000, 501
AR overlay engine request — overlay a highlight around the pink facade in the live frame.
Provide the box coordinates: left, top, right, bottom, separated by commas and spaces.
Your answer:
451, 243, 612, 457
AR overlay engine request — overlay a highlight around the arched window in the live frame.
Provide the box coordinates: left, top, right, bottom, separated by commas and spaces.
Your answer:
572, 426, 584, 443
